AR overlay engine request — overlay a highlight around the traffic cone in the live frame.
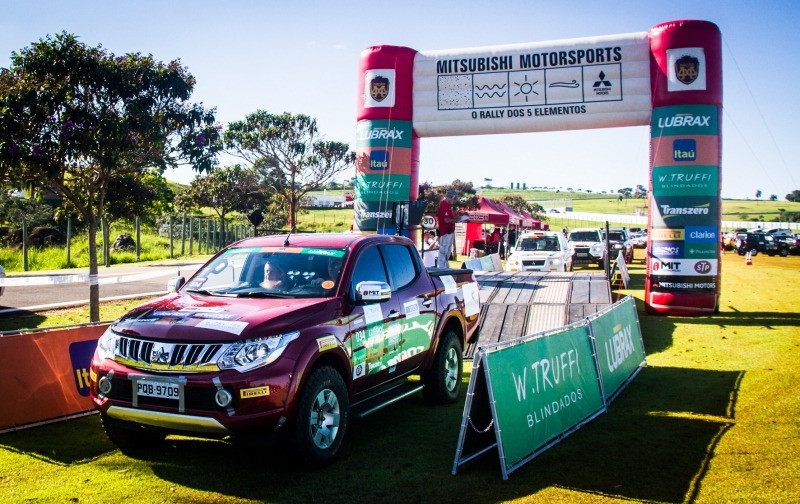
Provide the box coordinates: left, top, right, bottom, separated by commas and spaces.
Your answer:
745, 251, 752, 265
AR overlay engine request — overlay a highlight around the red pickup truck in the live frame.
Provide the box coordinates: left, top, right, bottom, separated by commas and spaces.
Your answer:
90, 233, 480, 467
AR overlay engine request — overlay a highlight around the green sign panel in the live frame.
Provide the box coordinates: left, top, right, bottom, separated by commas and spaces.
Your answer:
589, 297, 646, 400
355, 173, 410, 202
652, 165, 718, 197
355, 120, 413, 149
453, 296, 647, 480
484, 324, 605, 472
651, 104, 718, 138
684, 242, 718, 259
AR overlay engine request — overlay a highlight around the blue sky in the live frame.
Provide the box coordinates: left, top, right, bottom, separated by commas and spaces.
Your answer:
2, 0, 798, 199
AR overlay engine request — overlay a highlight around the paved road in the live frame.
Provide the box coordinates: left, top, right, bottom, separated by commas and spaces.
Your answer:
0, 262, 204, 313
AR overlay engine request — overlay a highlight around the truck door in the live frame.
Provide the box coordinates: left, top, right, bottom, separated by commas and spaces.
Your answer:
379, 243, 436, 376
345, 244, 402, 393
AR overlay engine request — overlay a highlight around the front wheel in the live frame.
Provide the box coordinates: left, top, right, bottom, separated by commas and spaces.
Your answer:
422, 331, 463, 404
780, 248, 789, 257
288, 366, 349, 469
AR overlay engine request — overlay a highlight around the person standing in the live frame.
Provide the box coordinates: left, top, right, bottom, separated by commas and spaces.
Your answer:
437, 190, 457, 268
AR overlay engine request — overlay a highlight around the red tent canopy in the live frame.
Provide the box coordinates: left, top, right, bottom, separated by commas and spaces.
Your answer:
495, 201, 529, 227
519, 211, 544, 230
466, 197, 515, 225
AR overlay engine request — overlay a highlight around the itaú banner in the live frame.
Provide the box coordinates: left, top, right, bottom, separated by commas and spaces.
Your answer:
411, 32, 652, 137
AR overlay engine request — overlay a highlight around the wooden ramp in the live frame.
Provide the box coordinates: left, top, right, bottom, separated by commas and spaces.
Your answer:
465, 270, 612, 358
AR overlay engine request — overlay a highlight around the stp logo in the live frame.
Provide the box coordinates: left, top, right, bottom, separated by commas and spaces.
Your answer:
694, 260, 712, 274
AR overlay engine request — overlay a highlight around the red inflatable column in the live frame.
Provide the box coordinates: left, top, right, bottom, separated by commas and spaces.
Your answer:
646, 20, 722, 315
355, 46, 418, 235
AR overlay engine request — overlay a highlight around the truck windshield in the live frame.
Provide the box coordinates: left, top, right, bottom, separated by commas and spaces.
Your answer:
568, 232, 600, 242
184, 246, 347, 298
517, 236, 561, 251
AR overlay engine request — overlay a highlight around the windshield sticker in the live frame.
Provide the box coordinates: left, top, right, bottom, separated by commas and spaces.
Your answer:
300, 248, 346, 258
362, 304, 383, 325
225, 247, 262, 255
196, 319, 249, 335
322, 280, 336, 289
151, 310, 189, 319
404, 300, 420, 319
317, 335, 338, 352
461, 282, 480, 318
192, 312, 237, 321
441, 275, 457, 294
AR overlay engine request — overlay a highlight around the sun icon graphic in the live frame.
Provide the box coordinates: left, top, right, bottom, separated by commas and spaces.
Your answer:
513, 75, 539, 101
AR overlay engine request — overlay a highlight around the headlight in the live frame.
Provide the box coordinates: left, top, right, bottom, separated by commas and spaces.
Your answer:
613, 243, 622, 249
97, 326, 118, 361
551, 258, 562, 265
218, 331, 300, 373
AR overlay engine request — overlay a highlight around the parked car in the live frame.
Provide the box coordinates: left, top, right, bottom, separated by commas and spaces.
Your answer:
505, 231, 574, 272
567, 228, 607, 268
723, 228, 747, 251
765, 234, 790, 257
602, 228, 633, 263
630, 231, 648, 249
90, 233, 479, 467
734, 233, 766, 255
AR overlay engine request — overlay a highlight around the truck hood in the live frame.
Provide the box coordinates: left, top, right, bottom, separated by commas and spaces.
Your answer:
113, 293, 332, 342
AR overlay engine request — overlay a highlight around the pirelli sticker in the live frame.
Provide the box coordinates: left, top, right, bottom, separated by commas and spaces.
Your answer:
240, 386, 270, 399
317, 335, 338, 352
651, 228, 684, 241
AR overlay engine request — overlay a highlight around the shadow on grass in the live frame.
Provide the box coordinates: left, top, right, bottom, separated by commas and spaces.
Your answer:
0, 310, 45, 332
0, 366, 742, 503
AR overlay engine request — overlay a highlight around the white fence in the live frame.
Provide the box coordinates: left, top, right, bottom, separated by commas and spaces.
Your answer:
562, 212, 800, 231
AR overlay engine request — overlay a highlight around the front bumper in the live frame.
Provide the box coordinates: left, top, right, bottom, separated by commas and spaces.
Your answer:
90, 354, 295, 435
572, 246, 604, 264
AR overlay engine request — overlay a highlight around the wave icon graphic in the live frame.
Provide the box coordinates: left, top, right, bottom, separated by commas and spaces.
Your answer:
475, 84, 506, 90
475, 91, 507, 98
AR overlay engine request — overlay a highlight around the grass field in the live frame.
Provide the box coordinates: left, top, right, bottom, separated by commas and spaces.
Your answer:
1, 253, 798, 502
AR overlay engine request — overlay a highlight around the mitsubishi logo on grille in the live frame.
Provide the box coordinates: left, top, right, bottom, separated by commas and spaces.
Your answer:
152, 346, 170, 364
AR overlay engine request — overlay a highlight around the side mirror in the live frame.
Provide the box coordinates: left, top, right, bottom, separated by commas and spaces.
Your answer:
355, 281, 391, 304
167, 276, 186, 293
509, 246, 515, 253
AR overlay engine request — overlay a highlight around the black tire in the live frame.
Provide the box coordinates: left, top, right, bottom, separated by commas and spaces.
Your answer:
750, 249, 759, 256
288, 366, 349, 469
780, 248, 789, 257
101, 414, 166, 449
737, 250, 745, 256
421, 331, 463, 404
768, 252, 776, 257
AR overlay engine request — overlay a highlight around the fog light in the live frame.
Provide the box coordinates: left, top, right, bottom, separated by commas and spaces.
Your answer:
215, 389, 233, 407
98, 376, 112, 395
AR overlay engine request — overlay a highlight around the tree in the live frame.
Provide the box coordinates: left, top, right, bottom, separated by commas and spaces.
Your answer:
0, 33, 220, 321
0, 191, 55, 229
418, 179, 480, 216
786, 190, 800, 202
224, 111, 355, 228
634, 184, 647, 199
770, 194, 778, 201
500, 194, 546, 221
618, 188, 633, 199
755, 189, 762, 201
176, 165, 266, 241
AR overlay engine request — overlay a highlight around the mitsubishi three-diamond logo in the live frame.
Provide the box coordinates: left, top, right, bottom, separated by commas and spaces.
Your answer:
593, 71, 612, 88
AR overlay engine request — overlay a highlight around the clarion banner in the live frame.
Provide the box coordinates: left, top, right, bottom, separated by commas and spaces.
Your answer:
453, 296, 646, 479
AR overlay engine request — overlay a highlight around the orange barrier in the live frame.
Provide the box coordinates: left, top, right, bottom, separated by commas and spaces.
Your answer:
0, 324, 109, 432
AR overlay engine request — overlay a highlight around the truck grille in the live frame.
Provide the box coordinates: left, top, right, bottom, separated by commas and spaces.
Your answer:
108, 378, 238, 411
116, 336, 225, 373
522, 260, 546, 266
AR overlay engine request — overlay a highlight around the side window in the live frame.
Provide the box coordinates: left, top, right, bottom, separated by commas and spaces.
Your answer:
380, 244, 418, 291
349, 246, 388, 299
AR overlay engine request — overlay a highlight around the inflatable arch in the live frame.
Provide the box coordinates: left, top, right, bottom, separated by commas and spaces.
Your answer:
354, 20, 721, 316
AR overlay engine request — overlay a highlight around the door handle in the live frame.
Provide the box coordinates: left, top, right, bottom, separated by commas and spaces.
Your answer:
388, 311, 402, 319
422, 299, 433, 307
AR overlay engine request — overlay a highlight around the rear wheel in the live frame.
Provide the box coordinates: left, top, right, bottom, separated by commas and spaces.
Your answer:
101, 414, 166, 449
422, 331, 463, 404
780, 248, 789, 257
288, 366, 349, 469
768, 252, 776, 257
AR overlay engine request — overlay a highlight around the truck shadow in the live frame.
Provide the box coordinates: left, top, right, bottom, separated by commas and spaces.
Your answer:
65, 366, 735, 503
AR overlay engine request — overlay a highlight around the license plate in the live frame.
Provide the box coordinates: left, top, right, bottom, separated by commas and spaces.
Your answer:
577, 253, 588, 257
136, 381, 180, 400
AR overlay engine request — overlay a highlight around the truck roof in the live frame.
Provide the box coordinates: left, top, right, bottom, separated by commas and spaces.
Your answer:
229, 233, 390, 250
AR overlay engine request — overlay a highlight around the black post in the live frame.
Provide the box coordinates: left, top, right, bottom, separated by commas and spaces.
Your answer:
169, 215, 174, 259
22, 216, 28, 272
181, 213, 186, 256
605, 221, 611, 279
189, 217, 194, 255
66, 216, 72, 268
135, 216, 141, 262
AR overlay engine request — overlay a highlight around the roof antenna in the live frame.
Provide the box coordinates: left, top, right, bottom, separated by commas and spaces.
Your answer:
283, 224, 295, 247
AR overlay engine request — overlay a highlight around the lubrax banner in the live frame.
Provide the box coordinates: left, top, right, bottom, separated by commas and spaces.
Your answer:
453, 296, 645, 479
357, 20, 722, 315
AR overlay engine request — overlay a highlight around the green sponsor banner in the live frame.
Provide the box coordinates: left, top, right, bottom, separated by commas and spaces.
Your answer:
651, 104, 718, 138
355, 120, 413, 149
589, 297, 646, 400
484, 324, 605, 471
684, 242, 718, 258
299, 248, 346, 258
349, 313, 434, 378
652, 165, 718, 197
355, 173, 410, 202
